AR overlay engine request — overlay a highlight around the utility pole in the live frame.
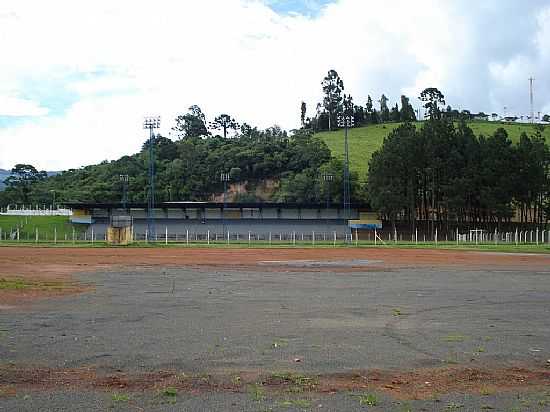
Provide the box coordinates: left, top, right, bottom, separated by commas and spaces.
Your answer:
143, 116, 160, 242
529, 77, 535, 123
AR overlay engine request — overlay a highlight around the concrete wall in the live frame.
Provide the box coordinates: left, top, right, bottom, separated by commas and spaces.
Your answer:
88, 218, 350, 239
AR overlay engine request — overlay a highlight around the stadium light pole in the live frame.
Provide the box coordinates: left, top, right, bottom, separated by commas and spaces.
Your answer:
322, 173, 334, 210
337, 97, 354, 222
119, 174, 129, 211
220, 172, 230, 235
143, 116, 160, 242
49, 190, 56, 210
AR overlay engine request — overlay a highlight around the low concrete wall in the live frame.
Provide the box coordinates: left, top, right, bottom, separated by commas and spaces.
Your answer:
88, 218, 350, 239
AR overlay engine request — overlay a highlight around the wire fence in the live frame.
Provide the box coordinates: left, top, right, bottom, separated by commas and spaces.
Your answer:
0, 226, 549, 247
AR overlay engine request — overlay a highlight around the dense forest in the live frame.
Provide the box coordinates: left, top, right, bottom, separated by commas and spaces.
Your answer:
1, 70, 549, 226
368, 119, 550, 229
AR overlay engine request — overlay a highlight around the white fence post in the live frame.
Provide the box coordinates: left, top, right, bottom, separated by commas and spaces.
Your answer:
248, 231, 251, 246
165, 226, 168, 245
35, 227, 38, 243
312, 231, 315, 246
207, 230, 210, 245
186, 229, 189, 246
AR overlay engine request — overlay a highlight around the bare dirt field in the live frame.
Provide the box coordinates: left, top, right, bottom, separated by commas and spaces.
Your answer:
1, 246, 550, 411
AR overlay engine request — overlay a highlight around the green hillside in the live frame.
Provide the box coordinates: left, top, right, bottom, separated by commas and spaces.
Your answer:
0, 215, 85, 241
316, 121, 550, 182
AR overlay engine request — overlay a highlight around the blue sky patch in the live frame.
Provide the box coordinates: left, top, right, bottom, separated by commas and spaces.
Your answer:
265, 0, 335, 16
1, 67, 136, 129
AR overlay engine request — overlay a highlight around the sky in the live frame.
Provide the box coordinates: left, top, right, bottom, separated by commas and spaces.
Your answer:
0, 0, 549, 171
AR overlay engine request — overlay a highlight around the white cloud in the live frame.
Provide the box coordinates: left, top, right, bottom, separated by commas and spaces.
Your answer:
0, 96, 49, 117
0, 0, 549, 170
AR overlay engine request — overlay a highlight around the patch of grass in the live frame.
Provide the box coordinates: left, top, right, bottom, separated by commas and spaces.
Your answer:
352, 392, 378, 406
479, 386, 494, 396
0, 278, 68, 291
392, 308, 403, 316
248, 383, 266, 402
277, 399, 312, 409
442, 334, 467, 343
0, 278, 30, 290
271, 339, 289, 349
111, 393, 130, 402
271, 373, 317, 389
0, 215, 86, 242
160, 387, 177, 404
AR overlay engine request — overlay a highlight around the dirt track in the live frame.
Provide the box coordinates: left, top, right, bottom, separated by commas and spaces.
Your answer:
2, 246, 549, 277
1, 246, 549, 306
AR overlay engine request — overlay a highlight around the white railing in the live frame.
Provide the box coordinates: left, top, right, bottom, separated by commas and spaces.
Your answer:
0, 206, 72, 216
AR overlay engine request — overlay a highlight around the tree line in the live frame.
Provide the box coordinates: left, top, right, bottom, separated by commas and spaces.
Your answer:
0, 116, 361, 206
301, 69, 417, 132
367, 118, 550, 229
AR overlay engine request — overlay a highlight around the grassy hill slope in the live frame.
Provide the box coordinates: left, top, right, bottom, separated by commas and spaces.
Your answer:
316, 121, 550, 182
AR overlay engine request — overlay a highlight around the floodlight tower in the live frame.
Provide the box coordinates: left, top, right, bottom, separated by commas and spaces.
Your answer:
220, 172, 230, 234
322, 172, 334, 210
119, 174, 129, 210
143, 116, 160, 242
337, 97, 354, 222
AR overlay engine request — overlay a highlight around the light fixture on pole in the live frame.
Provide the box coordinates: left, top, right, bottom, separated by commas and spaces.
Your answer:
143, 116, 160, 242
322, 172, 334, 210
119, 174, 129, 210
49, 189, 56, 210
337, 95, 354, 222
220, 172, 230, 234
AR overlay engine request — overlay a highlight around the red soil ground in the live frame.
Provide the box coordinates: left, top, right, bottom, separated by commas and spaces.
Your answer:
1, 246, 548, 306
